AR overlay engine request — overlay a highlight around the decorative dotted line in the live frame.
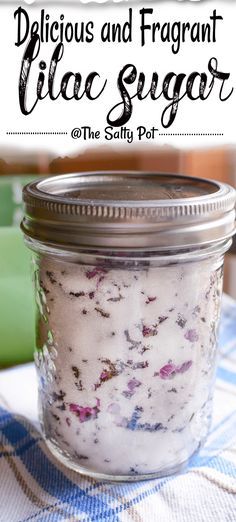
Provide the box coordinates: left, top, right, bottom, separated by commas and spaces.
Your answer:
6, 131, 68, 135
6, 131, 223, 137
158, 133, 224, 136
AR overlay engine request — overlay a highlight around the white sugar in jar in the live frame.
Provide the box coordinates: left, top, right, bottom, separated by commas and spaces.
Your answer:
22, 172, 236, 481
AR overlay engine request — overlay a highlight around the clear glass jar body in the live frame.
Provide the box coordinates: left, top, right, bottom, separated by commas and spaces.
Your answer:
30, 240, 228, 481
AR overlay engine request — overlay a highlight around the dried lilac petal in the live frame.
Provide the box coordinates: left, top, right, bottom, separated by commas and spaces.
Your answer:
69, 398, 100, 423
177, 360, 192, 373
46, 271, 57, 284
158, 316, 168, 324
115, 416, 128, 428
159, 363, 177, 379
132, 361, 149, 370
126, 406, 143, 430
137, 422, 166, 433
100, 370, 113, 382
142, 325, 158, 337
122, 378, 142, 398
107, 403, 120, 415
184, 329, 199, 342
192, 305, 201, 317
176, 314, 187, 328
124, 330, 141, 350
122, 391, 132, 399
95, 307, 110, 318
52, 390, 66, 402
75, 380, 84, 391
127, 378, 141, 392
107, 294, 124, 302
146, 296, 157, 304
69, 291, 85, 298
100, 370, 108, 381
140, 346, 150, 355
108, 406, 128, 428
142, 325, 151, 337
168, 387, 177, 393
72, 366, 80, 379
159, 360, 193, 380
85, 267, 107, 279
94, 360, 121, 390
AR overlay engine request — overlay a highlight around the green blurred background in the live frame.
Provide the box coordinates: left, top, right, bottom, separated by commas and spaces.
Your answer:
0, 176, 37, 366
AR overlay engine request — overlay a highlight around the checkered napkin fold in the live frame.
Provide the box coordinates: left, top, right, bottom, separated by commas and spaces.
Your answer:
0, 294, 236, 522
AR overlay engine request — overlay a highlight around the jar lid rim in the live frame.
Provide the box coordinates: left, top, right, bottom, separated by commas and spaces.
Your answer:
23, 171, 231, 203
21, 171, 236, 249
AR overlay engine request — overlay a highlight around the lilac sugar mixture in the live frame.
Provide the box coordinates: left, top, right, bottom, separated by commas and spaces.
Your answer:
34, 253, 223, 477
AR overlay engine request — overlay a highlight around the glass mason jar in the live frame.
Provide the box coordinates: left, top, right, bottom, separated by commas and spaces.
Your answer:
21, 172, 236, 481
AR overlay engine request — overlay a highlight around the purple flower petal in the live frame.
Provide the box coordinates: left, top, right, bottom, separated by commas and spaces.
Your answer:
69, 398, 100, 422
177, 360, 193, 373
100, 370, 112, 381
146, 296, 157, 304
184, 329, 199, 342
159, 363, 177, 379
85, 267, 107, 280
107, 403, 120, 414
123, 378, 142, 398
115, 416, 128, 428
142, 325, 158, 337
127, 378, 141, 391
159, 360, 193, 380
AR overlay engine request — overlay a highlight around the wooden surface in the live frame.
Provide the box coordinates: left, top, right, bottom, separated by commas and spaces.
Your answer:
0, 146, 235, 186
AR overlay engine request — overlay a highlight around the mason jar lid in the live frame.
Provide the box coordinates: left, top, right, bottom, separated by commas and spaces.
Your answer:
21, 172, 236, 250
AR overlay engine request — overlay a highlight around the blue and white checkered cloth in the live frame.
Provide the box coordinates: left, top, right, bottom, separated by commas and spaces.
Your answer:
0, 294, 236, 522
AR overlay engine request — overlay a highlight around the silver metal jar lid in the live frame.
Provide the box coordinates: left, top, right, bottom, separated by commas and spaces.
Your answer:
21, 172, 236, 250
